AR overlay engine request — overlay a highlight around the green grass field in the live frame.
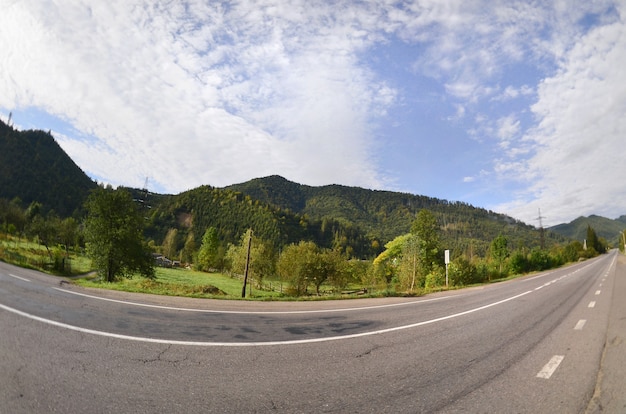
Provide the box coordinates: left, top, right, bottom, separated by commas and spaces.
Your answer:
0, 235, 92, 275
1, 234, 379, 300
75, 267, 288, 300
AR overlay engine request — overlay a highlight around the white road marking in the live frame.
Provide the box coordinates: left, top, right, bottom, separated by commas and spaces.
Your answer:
537, 355, 565, 379
53, 287, 454, 315
0, 256, 613, 347
595, 290, 601, 295
8, 274, 30, 282
574, 320, 586, 330
588, 301, 596, 308
0, 290, 533, 347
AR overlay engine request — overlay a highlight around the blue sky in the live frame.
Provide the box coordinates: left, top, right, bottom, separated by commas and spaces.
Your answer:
1, 1, 624, 227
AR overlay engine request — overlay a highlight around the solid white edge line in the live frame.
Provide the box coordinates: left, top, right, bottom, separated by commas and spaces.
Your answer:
0, 290, 533, 347
2, 252, 613, 347
52, 287, 453, 314
537, 355, 565, 379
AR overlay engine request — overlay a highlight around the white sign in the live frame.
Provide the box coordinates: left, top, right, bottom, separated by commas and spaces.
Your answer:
444, 249, 450, 265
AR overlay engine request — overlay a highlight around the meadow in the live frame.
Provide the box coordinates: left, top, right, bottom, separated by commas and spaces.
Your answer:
75, 266, 287, 300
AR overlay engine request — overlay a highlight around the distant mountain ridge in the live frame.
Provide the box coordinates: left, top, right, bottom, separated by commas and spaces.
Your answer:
549, 215, 626, 245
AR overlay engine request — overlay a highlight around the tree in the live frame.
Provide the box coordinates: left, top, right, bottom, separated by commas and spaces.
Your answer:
410, 209, 440, 278
585, 225, 607, 255
181, 231, 196, 265
398, 234, 420, 292
197, 227, 221, 271
277, 241, 319, 296
27, 213, 59, 260
84, 187, 155, 282
58, 217, 79, 257
226, 229, 276, 289
0, 198, 26, 236
162, 228, 178, 260
490, 234, 509, 276
373, 233, 412, 266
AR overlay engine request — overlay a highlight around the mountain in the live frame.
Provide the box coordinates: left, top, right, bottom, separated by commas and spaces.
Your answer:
549, 215, 626, 245
2, 121, 566, 258
0, 119, 97, 216
224, 175, 566, 256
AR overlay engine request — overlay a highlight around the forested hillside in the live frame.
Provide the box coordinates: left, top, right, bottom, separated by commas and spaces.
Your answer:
130, 184, 376, 258
0, 119, 96, 216
1, 120, 568, 261
225, 175, 566, 258
549, 215, 626, 245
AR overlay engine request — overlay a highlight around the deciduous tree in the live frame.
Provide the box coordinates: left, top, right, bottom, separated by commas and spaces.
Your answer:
197, 227, 221, 271
490, 234, 509, 276
162, 228, 178, 260
84, 187, 154, 282
410, 209, 440, 278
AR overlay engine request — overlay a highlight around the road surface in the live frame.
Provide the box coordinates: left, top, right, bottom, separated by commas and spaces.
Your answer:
0, 251, 622, 413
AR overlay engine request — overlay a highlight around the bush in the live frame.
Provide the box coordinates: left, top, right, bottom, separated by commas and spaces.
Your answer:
425, 271, 445, 289
509, 251, 530, 275
529, 248, 552, 271
449, 256, 478, 286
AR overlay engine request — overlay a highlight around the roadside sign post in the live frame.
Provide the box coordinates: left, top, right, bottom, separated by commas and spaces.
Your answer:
444, 249, 450, 288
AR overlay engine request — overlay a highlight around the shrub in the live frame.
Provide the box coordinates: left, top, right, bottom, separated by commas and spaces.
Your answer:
529, 248, 552, 271
449, 256, 478, 286
509, 251, 530, 275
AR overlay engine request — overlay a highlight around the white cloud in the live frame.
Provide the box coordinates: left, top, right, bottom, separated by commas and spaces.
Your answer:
496, 115, 521, 142
494, 13, 626, 225
1, 0, 623, 229
493, 85, 534, 102
0, 0, 398, 193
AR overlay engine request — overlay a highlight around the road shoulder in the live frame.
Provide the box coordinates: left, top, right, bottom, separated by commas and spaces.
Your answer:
586, 253, 626, 413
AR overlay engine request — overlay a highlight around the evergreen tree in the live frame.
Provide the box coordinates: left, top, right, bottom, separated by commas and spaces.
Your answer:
586, 225, 600, 254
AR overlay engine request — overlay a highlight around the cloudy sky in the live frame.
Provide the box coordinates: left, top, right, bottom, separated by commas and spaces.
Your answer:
1, 1, 624, 226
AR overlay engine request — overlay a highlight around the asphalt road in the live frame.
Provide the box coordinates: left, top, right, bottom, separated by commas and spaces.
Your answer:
0, 251, 622, 413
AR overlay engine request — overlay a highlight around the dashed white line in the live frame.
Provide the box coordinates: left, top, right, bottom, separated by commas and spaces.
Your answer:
8, 274, 30, 282
588, 301, 596, 308
537, 355, 565, 379
595, 290, 601, 295
574, 320, 586, 330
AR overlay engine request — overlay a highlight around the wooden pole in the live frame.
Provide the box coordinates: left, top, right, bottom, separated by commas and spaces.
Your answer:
241, 230, 253, 298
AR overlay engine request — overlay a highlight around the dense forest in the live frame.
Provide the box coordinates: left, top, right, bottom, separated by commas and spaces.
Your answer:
130, 175, 568, 262
0, 119, 97, 217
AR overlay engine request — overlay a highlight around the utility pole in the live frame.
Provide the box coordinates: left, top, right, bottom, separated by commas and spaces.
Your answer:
241, 229, 253, 298
536, 208, 546, 250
